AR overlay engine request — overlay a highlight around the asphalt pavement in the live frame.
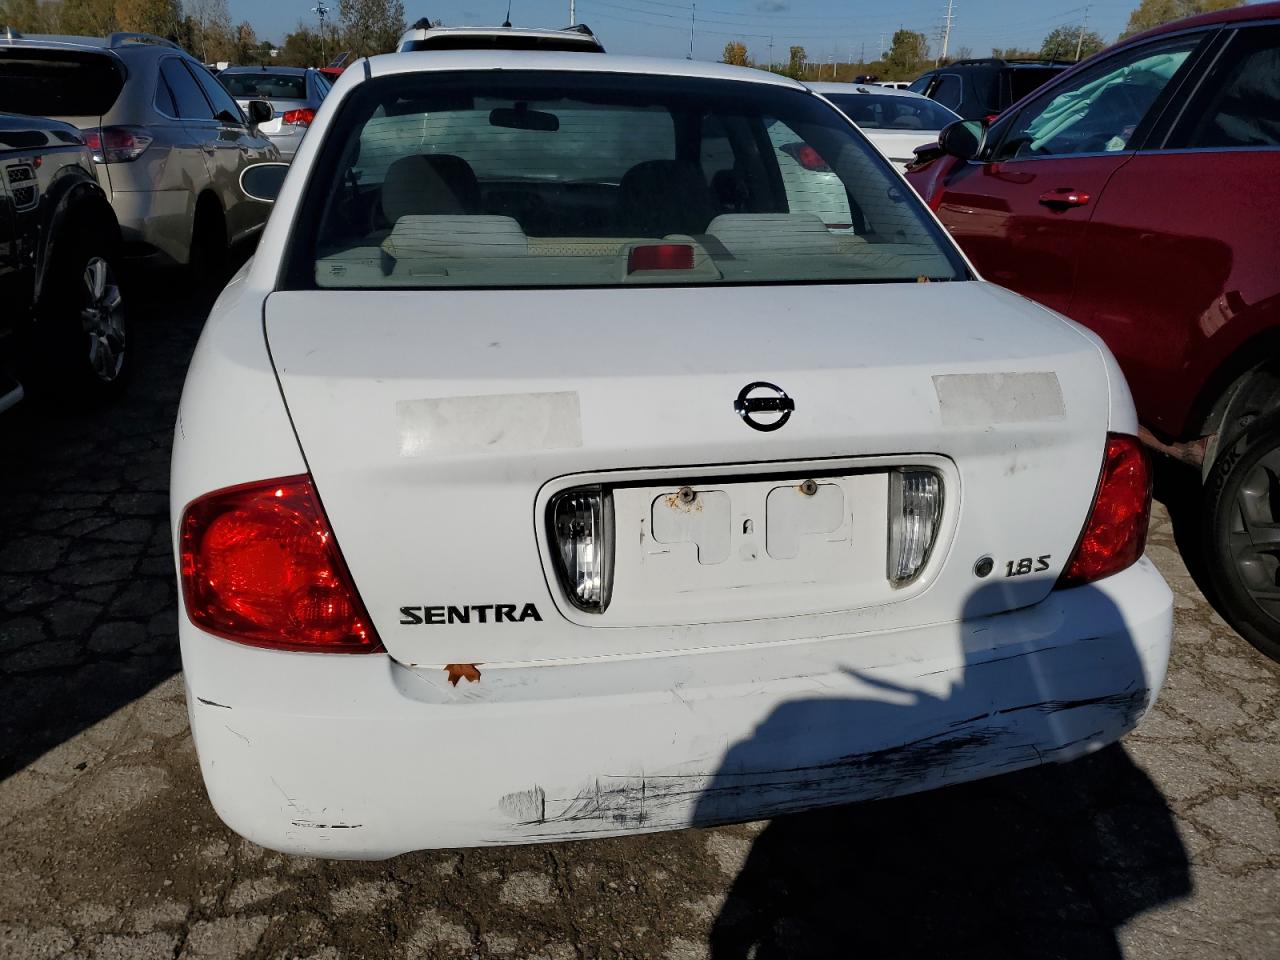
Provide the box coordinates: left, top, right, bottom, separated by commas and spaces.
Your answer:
0, 269, 1277, 960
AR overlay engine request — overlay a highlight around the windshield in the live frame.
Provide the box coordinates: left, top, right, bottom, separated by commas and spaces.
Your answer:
221, 72, 307, 99
291, 71, 967, 290
826, 93, 957, 130
0, 49, 124, 117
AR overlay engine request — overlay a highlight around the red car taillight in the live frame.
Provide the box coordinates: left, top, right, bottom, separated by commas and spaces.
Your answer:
780, 141, 831, 172
282, 108, 316, 126
1057, 433, 1152, 589
180, 476, 383, 653
82, 125, 153, 163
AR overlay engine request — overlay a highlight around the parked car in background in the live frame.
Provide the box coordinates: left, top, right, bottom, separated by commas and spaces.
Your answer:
173, 51, 1170, 858
0, 112, 126, 410
909, 58, 1071, 120
396, 20, 605, 53
0, 30, 279, 270
808, 82, 960, 169
220, 66, 332, 161
906, 2, 1280, 660
878, 81, 911, 89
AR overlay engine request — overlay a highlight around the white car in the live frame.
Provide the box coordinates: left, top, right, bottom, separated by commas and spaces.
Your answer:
808, 81, 961, 170
172, 51, 1172, 859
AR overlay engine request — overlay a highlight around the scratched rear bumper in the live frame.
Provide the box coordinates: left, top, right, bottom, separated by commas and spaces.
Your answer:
180, 559, 1172, 859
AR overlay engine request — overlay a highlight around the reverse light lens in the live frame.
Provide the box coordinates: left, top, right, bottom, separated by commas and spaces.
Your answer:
888, 469, 943, 585
179, 476, 383, 653
549, 487, 614, 612
1058, 434, 1152, 588
282, 108, 316, 126
83, 125, 153, 163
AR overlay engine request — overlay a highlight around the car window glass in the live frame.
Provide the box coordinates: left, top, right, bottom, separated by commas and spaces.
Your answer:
315, 73, 330, 99
161, 59, 214, 120
995, 36, 1201, 160
188, 63, 244, 123
298, 71, 966, 290
222, 72, 307, 99
154, 74, 178, 116
907, 74, 932, 94
1167, 26, 1280, 149
827, 93, 957, 130
932, 75, 962, 110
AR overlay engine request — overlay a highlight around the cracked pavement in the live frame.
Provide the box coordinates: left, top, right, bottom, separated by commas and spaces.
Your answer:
0, 275, 1277, 960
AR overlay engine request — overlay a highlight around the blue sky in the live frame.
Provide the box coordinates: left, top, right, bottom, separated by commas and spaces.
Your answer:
229, 0, 1152, 61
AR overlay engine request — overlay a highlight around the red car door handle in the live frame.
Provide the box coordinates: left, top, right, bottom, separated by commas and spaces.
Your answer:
1039, 188, 1091, 209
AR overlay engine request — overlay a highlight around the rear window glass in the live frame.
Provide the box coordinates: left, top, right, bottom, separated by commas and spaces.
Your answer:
827, 93, 957, 130
222, 72, 307, 99
293, 71, 966, 290
0, 49, 124, 117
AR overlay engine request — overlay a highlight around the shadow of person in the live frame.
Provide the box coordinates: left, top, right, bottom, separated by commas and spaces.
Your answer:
693, 576, 1190, 959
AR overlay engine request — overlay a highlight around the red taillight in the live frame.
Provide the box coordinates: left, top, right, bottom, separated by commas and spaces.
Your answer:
627, 243, 695, 273
83, 125, 153, 163
282, 108, 316, 126
780, 141, 831, 172
1057, 433, 1152, 588
984, 113, 1001, 125
180, 476, 383, 653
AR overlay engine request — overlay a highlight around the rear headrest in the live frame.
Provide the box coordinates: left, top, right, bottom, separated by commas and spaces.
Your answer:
705, 213, 838, 255
619, 159, 717, 237
381, 154, 481, 224
381, 215, 528, 260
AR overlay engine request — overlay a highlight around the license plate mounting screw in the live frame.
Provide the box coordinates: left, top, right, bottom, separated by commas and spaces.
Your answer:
799, 479, 818, 496
677, 486, 696, 504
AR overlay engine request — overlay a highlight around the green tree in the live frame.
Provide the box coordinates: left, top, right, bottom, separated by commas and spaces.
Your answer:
786, 44, 805, 78
885, 29, 929, 78
186, 0, 233, 62
0, 0, 51, 31
230, 18, 256, 61
279, 24, 326, 67
338, 0, 405, 58
722, 40, 747, 66
56, 0, 117, 35
114, 0, 181, 35
1041, 24, 1106, 61
992, 46, 1038, 59
1121, 0, 1241, 39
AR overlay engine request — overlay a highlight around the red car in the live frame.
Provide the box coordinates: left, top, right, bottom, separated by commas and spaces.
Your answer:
907, 3, 1280, 660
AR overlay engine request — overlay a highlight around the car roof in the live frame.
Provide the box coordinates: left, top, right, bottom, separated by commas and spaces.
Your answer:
0, 33, 186, 61
221, 65, 310, 75
397, 24, 603, 50
367, 49, 806, 88
806, 82, 932, 100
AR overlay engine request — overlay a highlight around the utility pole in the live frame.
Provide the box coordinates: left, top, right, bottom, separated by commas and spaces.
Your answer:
688, 1, 695, 60
768, 35, 774, 70
312, 2, 329, 64
1074, 3, 1091, 61
878, 32, 885, 59
938, 0, 955, 64
570, 1, 575, 25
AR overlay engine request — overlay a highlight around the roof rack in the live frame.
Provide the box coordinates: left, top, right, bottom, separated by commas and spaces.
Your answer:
564, 23, 596, 36
107, 32, 180, 50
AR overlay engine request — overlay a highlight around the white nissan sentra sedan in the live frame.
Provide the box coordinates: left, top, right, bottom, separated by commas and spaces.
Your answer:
171, 51, 1173, 859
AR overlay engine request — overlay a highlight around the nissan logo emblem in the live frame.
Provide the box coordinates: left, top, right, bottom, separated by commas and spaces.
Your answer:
734, 381, 794, 432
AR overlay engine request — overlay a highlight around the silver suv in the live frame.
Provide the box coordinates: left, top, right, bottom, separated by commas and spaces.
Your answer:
0, 31, 279, 268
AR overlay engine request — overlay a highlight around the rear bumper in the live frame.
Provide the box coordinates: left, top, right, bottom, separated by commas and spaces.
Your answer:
180, 558, 1172, 859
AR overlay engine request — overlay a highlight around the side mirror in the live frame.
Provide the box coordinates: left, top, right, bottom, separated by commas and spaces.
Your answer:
246, 99, 273, 126
938, 119, 986, 161
240, 162, 289, 203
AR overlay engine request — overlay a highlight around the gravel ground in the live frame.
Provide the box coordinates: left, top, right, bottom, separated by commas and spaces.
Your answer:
0, 275, 1277, 960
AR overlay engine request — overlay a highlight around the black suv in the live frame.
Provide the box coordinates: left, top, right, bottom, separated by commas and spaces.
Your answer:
1, 112, 126, 412
909, 58, 1071, 120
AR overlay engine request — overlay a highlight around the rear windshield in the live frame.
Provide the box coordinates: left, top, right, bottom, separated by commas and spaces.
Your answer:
1004, 67, 1065, 105
221, 72, 307, 99
292, 71, 966, 290
826, 93, 957, 130
0, 49, 124, 117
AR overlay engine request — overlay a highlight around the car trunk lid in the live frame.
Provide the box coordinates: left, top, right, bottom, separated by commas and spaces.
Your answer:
265, 281, 1110, 666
